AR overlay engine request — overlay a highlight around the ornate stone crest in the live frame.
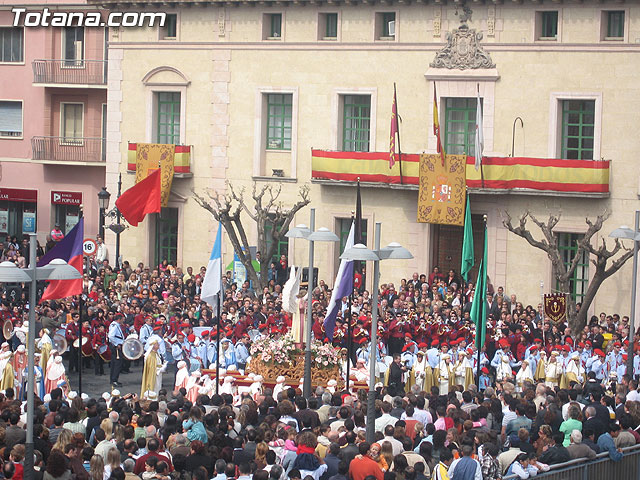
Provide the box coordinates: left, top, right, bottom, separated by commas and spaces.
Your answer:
430, 6, 495, 70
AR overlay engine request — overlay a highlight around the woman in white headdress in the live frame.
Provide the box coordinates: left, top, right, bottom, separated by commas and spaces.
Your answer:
496, 356, 513, 383
45, 355, 66, 394
272, 376, 286, 400
186, 371, 202, 403
516, 358, 534, 392
220, 376, 235, 396
438, 354, 454, 395
565, 352, 585, 385
454, 350, 474, 390
174, 360, 189, 395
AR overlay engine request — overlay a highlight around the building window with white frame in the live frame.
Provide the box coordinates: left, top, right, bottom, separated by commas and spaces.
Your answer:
0, 28, 24, 63
159, 13, 178, 40
561, 100, 595, 160
156, 92, 181, 144
319, 13, 338, 40
266, 93, 292, 150
605, 10, 624, 40
536, 11, 558, 40
61, 103, 83, 144
264, 13, 282, 40
341, 95, 371, 152
376, 12, 396, 40
0, 101, 23, 138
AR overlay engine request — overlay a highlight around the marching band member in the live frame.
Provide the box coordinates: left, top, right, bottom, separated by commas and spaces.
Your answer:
437, 353, 454, 395
545, 351, 562, 388
92, 324, 107, 376
590, 349, 608, 382
426, 340, 441, 371
516, 359, 534, 392
478, 367, 492, 392
139, 316, 154, 348
220, 338, 237, 369
235, 334, 250, 372
607, 341, 623, 373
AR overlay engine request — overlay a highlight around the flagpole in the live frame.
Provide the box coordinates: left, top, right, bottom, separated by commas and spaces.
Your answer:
216, 228, 223, 396
394, 83, 403, 185
345, 214, 354, 392
77, 207, 84, 395
477, 83, 485, 189
475, 214, 487, 388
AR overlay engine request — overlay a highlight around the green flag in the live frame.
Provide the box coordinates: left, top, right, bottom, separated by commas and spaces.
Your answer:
471, 222, 488, 350
461, 194, 474, 281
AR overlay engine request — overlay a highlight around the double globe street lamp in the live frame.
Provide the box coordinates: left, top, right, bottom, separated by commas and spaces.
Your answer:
286, 208, 340, 398
340, 222, 413, 444
0, 238, 81, 480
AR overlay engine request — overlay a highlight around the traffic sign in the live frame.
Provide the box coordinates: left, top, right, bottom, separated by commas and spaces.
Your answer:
83, 238, 97, 256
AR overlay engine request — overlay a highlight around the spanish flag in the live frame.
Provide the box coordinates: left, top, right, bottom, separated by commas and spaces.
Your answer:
433, 83, 445, 166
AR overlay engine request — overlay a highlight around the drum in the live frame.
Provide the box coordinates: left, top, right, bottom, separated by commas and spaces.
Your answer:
80, 338, 93, 356
97, 344, 111, 362
52, 334, 68, 354
122, 337, 144, 360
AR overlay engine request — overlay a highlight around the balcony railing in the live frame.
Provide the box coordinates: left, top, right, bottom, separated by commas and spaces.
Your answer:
32, 60, 107, 86
31, 136, 106, 163
311, 150, 610, 197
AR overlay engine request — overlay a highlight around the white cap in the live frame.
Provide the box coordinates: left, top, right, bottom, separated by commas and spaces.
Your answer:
44, 394, 51, 403
276, 376, 286, 383
68, 391, 78, 399
102, 392, 111, 401
112, 389, 121, 396
81, 393, 89, 401
17, 345, 25, 353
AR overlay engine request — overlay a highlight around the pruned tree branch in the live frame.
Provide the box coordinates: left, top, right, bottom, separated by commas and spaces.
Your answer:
192, 182, 311, 290
502, 209, 633, 334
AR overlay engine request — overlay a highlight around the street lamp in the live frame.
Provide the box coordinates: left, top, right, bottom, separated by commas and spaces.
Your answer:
340, 223, 413, 444
99, 174, 125, 270
610, 211, 640, 378
97, 187, 111, 239
0, 236, 81, 480
286, 209, 339, 398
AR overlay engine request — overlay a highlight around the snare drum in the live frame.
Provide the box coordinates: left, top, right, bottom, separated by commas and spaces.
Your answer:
97, 344, 111, 362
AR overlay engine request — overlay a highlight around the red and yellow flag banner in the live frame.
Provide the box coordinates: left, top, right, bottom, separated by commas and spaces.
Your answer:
134, 143, 174, 208
417, 154, 466, 226
311, 150, 610, 195
389, 87, 399, 169
127, 143, 191, 174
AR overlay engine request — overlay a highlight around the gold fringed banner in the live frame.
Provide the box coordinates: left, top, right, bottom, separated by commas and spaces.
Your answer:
135, 143, 175, 207
417, 154, 466, 226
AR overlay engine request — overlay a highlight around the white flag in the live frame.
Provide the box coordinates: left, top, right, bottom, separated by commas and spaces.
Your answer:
475, 89, 484, 171
201, 224, 222, 307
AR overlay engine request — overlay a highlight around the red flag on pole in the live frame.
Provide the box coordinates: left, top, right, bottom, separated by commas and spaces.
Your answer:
389, 86, 399, 169
115, 168, 162, 226
433, 83, 445, 166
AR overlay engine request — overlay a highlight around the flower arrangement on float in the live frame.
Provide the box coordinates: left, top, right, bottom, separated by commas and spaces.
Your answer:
249, 333, 298, 364
311, 340, 341, 369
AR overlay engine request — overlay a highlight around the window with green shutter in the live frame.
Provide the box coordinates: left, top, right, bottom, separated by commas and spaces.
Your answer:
326, 13, 338, 38
607, 11, 624, 38
444, 97, 478, 156
342, 95, 371, 152
157, 92, 181, 144
266, 93, 292, 150
382, 12, 395, 37
270, 14, 282, 38
265, 217, 289, 263
556, 233, 589, 302
561, 100, 594, 160
541, 11, 558, 38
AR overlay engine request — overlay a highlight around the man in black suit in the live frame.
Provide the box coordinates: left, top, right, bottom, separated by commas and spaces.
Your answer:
583, 406, 605, 442
582, 392, 610, 427
338, 432, 359, 466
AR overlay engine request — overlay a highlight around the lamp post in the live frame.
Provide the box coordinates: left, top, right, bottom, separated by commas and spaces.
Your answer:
97, 187, 111, 239
0, 238, 81, 480
99, 174, 126, 271
610, 210, 640, 377
340, 224, 413, 445
286, 209, 339, 398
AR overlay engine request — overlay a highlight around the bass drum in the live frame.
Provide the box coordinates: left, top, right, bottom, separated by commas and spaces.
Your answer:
97, 344, 111, 362
73, 337, 93, 357
52, 333, 68, 354
122, 337, 144, 360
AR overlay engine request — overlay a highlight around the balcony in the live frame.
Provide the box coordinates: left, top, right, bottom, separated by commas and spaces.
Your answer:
31, 136, 106, 165
32, 60, 107, 87
311, 150, 610, 198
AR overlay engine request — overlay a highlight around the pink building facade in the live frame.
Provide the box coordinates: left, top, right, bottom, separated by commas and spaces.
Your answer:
0, 6, 107, 245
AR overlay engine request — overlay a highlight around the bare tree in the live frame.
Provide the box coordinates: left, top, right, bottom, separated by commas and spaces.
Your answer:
503, 210, 633, 334
193, 182, 310, 290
